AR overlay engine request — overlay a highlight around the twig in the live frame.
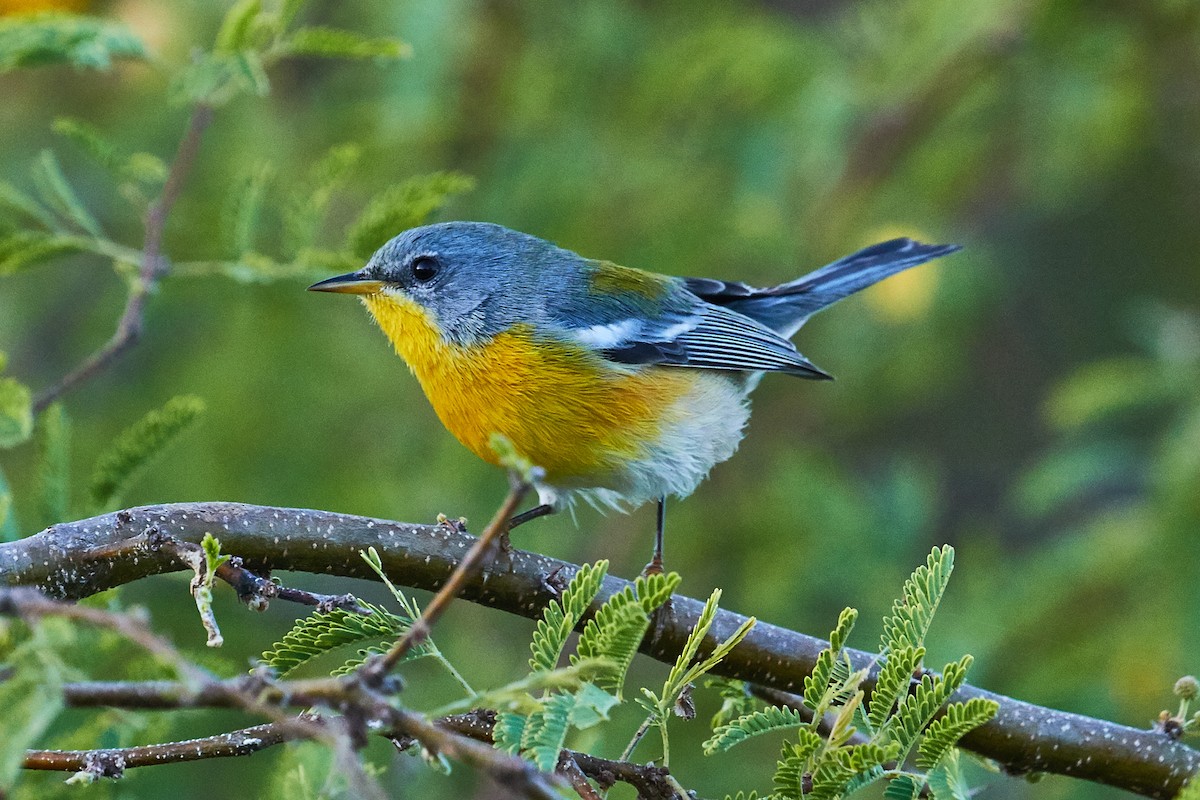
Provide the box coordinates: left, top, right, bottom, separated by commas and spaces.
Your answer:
32, 103, 215, 414
363, 471, 532, 680
558, 752, 604, 800
23, 722, 298, 776
2, 501, 1197, 798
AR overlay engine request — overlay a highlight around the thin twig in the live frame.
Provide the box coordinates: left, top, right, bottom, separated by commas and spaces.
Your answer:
32, 103, 215, 414
22, 722, 298, 776
364, 472, 533, 679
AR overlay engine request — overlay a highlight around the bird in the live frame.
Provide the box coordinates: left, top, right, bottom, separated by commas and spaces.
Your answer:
309, 221, 960, 572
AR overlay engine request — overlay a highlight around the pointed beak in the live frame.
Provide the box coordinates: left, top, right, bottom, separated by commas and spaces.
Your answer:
307, 271, 386, 295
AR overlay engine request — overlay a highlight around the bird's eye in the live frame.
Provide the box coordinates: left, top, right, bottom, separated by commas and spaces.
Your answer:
411, 255, 440, 282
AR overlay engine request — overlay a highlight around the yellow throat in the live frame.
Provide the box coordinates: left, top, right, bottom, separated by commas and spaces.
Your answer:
360, 291, 696, 481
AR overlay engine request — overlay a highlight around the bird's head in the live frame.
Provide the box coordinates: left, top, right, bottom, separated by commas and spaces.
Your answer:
309, 221, 583, 346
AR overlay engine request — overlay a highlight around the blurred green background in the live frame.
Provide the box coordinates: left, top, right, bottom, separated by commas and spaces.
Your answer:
2, 0, 1198, 798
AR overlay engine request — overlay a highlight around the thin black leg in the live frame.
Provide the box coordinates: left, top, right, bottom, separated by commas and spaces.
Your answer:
643, 495, 667, 576
508, 503, 555, 529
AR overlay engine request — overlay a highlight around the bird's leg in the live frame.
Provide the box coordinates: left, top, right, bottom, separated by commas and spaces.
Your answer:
641, 496, 667, 577
501, 503, 555, 553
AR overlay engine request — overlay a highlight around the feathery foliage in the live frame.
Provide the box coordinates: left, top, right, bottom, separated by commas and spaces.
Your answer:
573, 570, 680, 696
259, 601, 419, 677
916, 698, 1000, 770
347, 171, 475, 260
880, 544, 954, 654
33, 403, 70, 529
709, 546, 993, 800
704, 706, 805, 755
87, 395, 206, 510
529, 560, 607, 673
0, 13, 146, 73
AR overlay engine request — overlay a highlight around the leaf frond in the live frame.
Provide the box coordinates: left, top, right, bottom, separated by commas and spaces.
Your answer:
703, 706, 805, 755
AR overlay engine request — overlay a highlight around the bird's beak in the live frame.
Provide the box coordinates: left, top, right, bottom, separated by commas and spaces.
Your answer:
307, 270, 386, 295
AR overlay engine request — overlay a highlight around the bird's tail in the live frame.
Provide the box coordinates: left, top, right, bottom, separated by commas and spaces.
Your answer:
716, 238, 961, 336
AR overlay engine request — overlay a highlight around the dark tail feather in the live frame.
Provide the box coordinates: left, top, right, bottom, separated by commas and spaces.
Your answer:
700, 238, 961, 334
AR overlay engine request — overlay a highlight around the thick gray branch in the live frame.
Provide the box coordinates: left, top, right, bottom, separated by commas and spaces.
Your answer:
1, 502, 1195, 798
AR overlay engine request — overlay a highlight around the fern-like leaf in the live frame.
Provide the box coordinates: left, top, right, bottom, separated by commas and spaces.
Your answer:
703, 706, 805, 755
707, 677, 758, 730
492, 711, 528, 755
803, 607, 858, 712
0, 231, 85, 276
32, 149, 102, 237
259, 601, 418, 676
573, 595, 646, 696
0, 13, 146, 72
635, 570, 680, 613
883, 774, 921, 800
810, 743, 899, 800
916, 697, 999, 770
34, 402, 70, 527
772, 730, 824, 799
529, 560, 607, 673
886, 656, 973, 760
87, 395, 205, 510
880, 545, 954, 654
520, 692, 575, 772
346, 171, 474, 260
867, 645, 925, 732
283, 26, 411, 61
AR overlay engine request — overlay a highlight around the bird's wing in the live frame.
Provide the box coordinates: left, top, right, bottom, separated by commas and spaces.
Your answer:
554, 285, 831, 379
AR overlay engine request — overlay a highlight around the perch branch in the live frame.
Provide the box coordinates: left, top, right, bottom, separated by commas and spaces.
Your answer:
1, 501, 1196, 798
32, 103, 214, 414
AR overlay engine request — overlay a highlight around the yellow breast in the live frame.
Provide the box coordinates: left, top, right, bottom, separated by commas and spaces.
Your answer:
361, 292, 697, 480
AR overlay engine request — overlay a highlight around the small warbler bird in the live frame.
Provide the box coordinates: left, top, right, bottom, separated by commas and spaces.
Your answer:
310, 222, 959, 571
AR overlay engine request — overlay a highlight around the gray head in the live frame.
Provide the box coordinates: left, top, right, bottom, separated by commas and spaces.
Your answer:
308, 221, 589, 343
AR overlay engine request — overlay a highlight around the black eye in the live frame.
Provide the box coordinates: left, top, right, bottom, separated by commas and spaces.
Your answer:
411, 255, 440, 282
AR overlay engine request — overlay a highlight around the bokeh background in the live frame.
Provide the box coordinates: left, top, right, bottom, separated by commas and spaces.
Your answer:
1, 1, 1198, 798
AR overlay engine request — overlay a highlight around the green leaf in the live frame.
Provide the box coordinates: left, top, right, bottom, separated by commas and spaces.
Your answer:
0, 230, 86, 276
170, 50, 270, 106
883, 774, 921, 800
0, 13, 146, 73
0, 181, 59, 230
802, 607, 858, 712
529, 560, 607, 673
707, 677, 758, 730
52, 117, 167, 186
885, 657, 974, 761
867, 645, 926, 732
0, 619, 70, 788
0, 376, 33, 449
927, 749, 973, 800
880, 545, 953, 654
283, 143, 361, 255
34, 401, 70, 527
520, 692, 574, 772
771, 730, 824, 799
568, 683, 619, 730
635, 570, 681, 613
492, 711, 527, 755
572, 574, 661, 697
283, 26, 411, 61
32, 149, 102, 237
704, 706, 805, 755
259, 601, 419, 676
87, 395, 206, 509
223, 161, 274, 255
916, 698, 998, 770
0, 463, 19, 542
214, 0, 264, 53
346, 172, 474, 260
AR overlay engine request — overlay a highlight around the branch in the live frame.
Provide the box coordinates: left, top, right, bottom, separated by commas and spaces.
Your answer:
1, 502, 1196, 798
32, 103, 215, 414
